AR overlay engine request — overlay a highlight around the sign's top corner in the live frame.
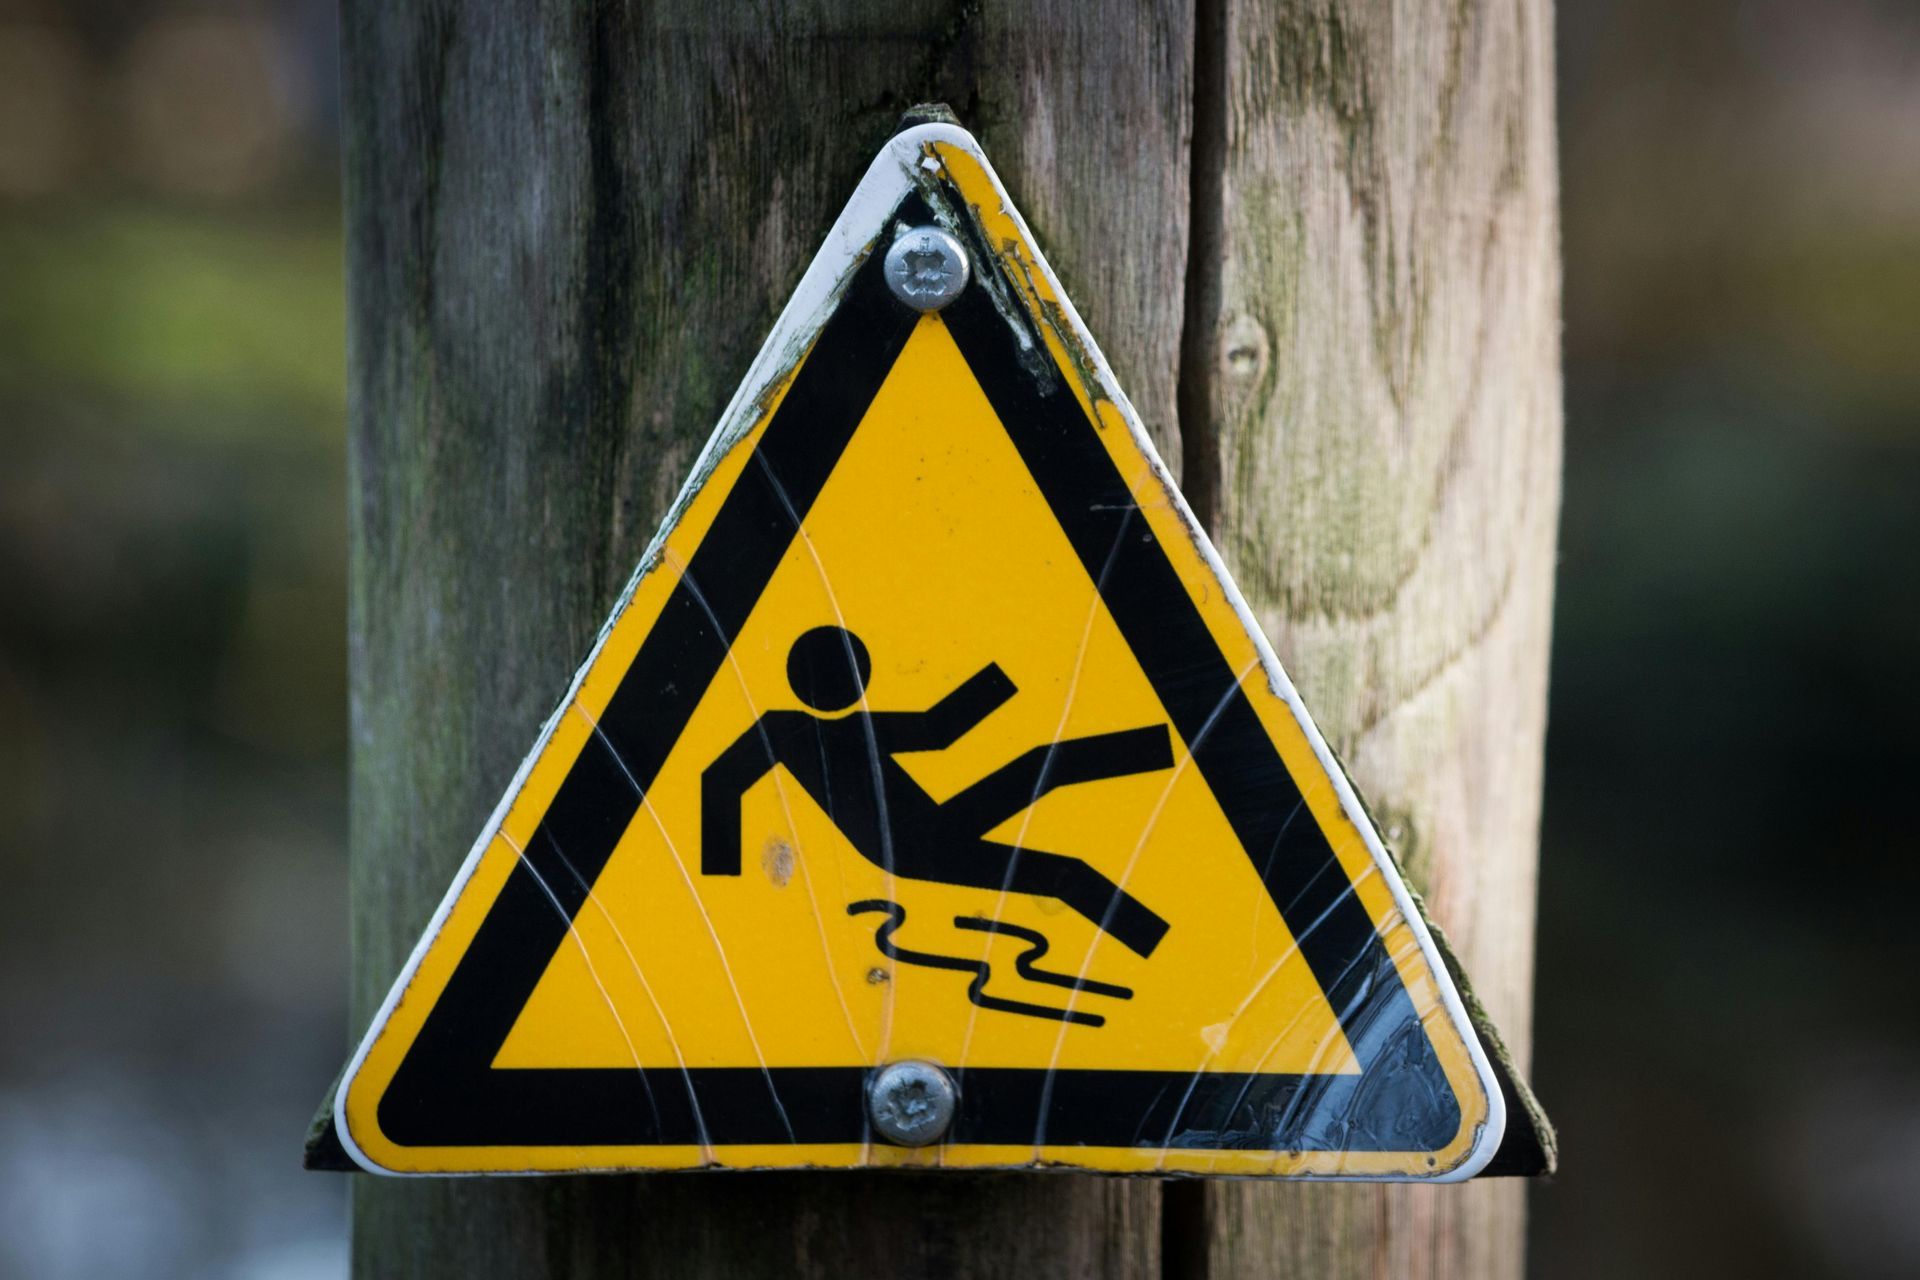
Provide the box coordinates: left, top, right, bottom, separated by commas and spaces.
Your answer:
892, 101, 964, 134
881, 120, 982, 162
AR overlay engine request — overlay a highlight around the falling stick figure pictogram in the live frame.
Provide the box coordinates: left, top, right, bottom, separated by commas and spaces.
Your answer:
701, 626, 1173, 957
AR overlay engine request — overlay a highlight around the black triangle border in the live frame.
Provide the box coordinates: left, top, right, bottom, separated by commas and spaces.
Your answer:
366, 188, 1470, 1162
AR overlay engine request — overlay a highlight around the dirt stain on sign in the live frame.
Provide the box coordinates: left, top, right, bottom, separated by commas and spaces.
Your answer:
759, 837, 795, 888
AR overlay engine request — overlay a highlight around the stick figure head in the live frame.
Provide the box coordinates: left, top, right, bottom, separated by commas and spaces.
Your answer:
787, 626, 871, 713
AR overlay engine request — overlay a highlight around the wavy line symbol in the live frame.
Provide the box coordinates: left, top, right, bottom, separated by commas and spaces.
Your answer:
847, 899, 1133, 1028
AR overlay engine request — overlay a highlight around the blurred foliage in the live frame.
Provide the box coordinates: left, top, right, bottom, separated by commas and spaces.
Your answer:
0, 207, 344, 426
0, 8, 349, 1274
0, 205, 351, 1276
1536, 2, 1920, 1278
0, 203, 347, 761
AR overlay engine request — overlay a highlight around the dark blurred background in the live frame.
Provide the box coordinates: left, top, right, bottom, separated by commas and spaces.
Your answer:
0, 1, 346, 1276
1541, 2, 1920, 1277
0, 1, 1913, 1277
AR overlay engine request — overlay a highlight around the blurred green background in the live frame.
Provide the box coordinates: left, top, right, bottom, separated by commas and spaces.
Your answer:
1540, 3, 1920, 1277
0, 1, 347, 1276
0, 1, 1914, 1277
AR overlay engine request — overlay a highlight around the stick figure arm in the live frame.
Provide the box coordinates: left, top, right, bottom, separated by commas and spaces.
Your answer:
700, 718, 785, 875
876, 663, 1017, 751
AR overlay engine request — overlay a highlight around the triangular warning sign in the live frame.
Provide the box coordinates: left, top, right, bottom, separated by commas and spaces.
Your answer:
336, 124, 1507, 1179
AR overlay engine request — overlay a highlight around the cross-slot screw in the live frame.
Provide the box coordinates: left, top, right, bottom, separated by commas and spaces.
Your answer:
867, 1059, 957, 1147
884, 226, 969, 312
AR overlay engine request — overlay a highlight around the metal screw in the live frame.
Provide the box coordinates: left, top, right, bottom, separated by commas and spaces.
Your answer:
883, 226, 969, 312
867, 1060, 957, 1147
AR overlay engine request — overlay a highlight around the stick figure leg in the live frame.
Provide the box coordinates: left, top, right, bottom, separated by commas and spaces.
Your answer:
974, 840, 1170, 958
940, 726, 1173, 837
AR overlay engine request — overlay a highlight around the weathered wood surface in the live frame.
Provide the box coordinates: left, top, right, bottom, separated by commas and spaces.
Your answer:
1185, 1, 1563, 1277
341, 0, 1558, 1276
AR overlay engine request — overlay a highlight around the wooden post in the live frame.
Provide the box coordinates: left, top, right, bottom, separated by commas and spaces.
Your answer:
341, 2, 1558, 1277
1178, 2, 1562, 1276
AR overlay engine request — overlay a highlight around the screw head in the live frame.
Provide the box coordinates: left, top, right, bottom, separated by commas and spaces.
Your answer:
867, 1059, 957, 1147
883, 226, 969, 312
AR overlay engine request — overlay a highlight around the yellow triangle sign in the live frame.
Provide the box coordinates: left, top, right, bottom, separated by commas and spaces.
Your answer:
337, 124, 1505, 1178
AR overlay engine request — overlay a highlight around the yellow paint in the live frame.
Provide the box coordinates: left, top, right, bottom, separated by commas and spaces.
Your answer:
495, 319, 1349, 1085
340, 141, 1491, 1178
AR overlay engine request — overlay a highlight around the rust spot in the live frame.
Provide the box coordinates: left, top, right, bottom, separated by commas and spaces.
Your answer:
760, 837, 794, 888
866, 967, 889, 985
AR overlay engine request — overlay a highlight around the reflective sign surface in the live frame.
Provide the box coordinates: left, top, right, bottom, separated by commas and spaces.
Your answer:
338, 124, 1505, 1179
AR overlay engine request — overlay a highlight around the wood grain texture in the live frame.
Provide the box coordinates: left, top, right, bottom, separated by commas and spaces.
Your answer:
1185, 0, 1562, 1276
341, 2, 1188, 1276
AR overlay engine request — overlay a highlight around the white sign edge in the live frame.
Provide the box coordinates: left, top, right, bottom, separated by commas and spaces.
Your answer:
335, 121, 1507, 1182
